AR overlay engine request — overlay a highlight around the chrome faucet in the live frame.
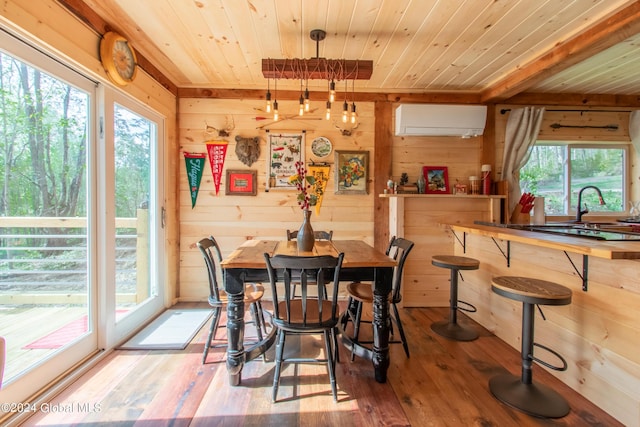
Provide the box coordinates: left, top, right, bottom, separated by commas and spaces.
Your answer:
576, 185, 606, 222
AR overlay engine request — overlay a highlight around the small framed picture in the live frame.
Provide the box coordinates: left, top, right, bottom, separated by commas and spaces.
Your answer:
335, 150, 369, 195
226, 169, 257, 196
423, 166, 449, 194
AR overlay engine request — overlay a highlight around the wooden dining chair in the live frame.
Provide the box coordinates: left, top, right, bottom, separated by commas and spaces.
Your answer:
263, 252, 344, 402
344, 236, 414, 358
286, 229, 333, 241
197, 236, 266, 364
286, 229, 334, 298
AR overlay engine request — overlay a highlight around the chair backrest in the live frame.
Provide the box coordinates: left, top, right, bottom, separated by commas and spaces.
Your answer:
385, 236, 414, 304
264, 253, 344, 330
286, 229, 333, 241
197, 236, 224, 304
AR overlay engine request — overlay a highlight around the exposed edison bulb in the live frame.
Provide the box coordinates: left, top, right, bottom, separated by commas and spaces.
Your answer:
304, 88, 310, 112
325, 101, 331, 120
265, 90, 272, 113
273, 100, 279, 121
342, 101, 348, 123
350, 103, 357, 124
299, 98, 304, 116
329, 80, 336, 103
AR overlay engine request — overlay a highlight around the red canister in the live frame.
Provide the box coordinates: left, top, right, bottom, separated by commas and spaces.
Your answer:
481, 164, 492, 195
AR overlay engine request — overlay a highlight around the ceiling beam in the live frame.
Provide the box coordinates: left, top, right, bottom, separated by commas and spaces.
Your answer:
481, 2, 640, 103
56, 0, 178, 95
177, 88, 484, 104
503, 92, 640, 108
261, 59, 373, 80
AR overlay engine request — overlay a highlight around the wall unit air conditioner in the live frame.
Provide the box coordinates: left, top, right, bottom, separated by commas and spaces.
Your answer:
395, 104, 487, 137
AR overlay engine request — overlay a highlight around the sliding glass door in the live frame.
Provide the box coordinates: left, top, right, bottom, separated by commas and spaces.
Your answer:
101, 90, 165, 346
0, 29, 165, 409
0, 30, 96, 406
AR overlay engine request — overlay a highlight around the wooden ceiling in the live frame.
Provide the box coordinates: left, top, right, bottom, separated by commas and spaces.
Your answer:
62, 0, 640, 103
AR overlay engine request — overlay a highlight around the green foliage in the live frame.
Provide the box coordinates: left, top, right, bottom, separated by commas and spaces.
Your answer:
1, 53, 88, 217
1, 52, 152, 220
114, 105, 152, 217
521, 145, 625, 214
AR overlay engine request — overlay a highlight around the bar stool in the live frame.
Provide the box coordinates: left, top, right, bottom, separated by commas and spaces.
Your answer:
489, 276, 572, 418
430, 255, 480, 341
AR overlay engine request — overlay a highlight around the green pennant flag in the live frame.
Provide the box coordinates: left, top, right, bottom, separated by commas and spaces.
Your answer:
184, 152, 206, 208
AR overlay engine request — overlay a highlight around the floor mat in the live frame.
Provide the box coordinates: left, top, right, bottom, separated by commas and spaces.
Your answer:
118, 308, 211, 350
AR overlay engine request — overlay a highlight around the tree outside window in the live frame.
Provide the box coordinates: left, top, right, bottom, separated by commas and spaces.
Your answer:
520, 144, 627, 215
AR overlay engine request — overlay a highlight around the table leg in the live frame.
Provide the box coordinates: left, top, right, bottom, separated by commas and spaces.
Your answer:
225, 269, 246, 386
371, 266, 393, 383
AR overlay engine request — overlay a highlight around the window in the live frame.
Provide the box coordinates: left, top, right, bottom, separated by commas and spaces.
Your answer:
520, 143, 628, 216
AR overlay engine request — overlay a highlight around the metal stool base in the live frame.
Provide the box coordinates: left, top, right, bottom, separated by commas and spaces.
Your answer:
430, 319, 478, 341
489, 373, 570, 418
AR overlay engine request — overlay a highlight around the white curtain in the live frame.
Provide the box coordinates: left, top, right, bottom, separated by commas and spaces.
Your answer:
502, 106, 545, 213
629, 110, 640, 154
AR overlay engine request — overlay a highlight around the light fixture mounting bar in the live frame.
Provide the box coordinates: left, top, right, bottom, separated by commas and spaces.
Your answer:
262, 58, 373, 80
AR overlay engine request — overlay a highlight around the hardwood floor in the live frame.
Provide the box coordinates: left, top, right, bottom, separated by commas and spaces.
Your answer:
19, 304, 621, 426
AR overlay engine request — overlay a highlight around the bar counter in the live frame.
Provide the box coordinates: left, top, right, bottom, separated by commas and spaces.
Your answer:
444, 222, 640, 426
449, 222, 640, 260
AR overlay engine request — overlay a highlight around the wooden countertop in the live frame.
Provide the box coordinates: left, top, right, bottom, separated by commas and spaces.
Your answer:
448, 223, 640, 260
379, 193, 505, 199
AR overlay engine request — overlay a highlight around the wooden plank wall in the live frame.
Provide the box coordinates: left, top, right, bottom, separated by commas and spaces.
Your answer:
389, 196, 501, 307
178, 98, 376, 300
390, 118, 484, 188
455, 233, 640, 427
387, 114, 488, 307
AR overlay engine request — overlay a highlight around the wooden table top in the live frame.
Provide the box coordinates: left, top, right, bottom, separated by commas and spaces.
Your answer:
220, 239, 397, 269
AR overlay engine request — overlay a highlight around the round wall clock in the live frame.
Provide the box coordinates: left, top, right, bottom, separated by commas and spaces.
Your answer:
311, 136, 332, 158
100, 31, 138, 86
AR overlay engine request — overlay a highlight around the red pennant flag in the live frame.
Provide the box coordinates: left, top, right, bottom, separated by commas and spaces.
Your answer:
205, 140, 228, 195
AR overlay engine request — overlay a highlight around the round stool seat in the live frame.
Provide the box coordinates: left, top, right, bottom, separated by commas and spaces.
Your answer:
489, 276, 572, 418
491, 276, 571, 306
431, 255, 480, 271
430, 255, 480, 341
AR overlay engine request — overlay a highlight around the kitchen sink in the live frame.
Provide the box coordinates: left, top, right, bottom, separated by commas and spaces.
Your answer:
505, 223, 640, 241
473, 220, 640, 241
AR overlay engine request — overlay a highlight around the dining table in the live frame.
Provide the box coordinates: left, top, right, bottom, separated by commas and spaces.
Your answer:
220, 239, 397, 386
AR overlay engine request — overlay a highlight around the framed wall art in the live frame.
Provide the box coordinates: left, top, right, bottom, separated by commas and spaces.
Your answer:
226, 169, 257, 196
423, 166, 449, 194
266, 132, 304, 190
335, 150, 368, 195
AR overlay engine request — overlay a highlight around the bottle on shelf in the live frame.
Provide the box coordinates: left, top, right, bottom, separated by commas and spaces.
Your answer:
481, 164, 492, 195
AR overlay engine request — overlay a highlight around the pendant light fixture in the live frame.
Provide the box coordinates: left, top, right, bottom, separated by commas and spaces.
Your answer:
265, 76, 272, 113
273, 77, 279, 121
304, 79, 310, 112
342, 80, 348, 123
350, 79, 358, 125
329, 79, 336, 103
298, 80, 305, 116
261, 29, 372, 118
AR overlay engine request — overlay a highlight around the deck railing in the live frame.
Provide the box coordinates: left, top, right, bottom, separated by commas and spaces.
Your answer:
0, 210, 148, 305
